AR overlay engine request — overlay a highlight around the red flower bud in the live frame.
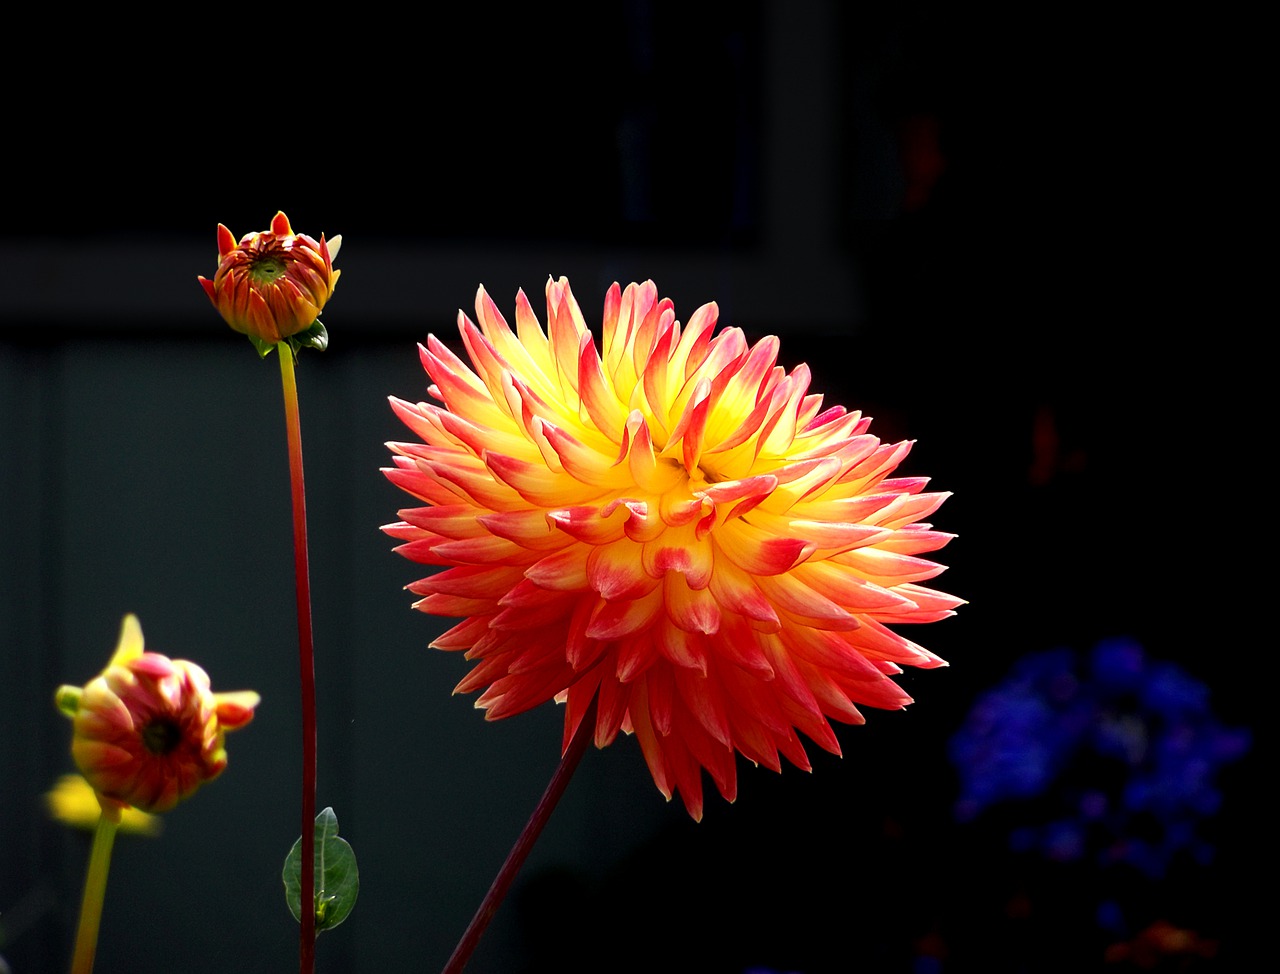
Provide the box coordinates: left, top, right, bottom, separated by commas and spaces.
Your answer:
198, 211, 341, 346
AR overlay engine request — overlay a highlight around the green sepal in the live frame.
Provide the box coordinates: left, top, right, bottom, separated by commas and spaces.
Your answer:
248, 334, 278, 359
283, 807, 359, 934
55, 685, 82, 718
247, 320, 326, 360
288, 319, 329, 354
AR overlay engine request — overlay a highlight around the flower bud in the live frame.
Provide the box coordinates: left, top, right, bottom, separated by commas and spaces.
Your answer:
58, 615, 259, 814
198, 211, 341, 347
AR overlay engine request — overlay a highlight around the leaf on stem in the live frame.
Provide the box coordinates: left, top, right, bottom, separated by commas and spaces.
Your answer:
283, 807, 359, 933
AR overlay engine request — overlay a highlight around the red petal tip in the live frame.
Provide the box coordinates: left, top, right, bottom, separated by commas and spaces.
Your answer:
215, 224, 236, 257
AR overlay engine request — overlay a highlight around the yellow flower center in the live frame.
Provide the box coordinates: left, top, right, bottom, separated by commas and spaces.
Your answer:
248, 254, 288, 287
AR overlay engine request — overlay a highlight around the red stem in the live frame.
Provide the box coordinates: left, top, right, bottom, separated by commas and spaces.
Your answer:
441, 695, 598, 974
279, 347, 317, 973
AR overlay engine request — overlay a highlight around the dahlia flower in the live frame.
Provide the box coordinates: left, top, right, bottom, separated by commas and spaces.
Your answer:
57, 615, 260, 814
384, 278, 959, 819
198, 211, 341, 347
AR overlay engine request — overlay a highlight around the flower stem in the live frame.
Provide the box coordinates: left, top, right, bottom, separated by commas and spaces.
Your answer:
441, 695, 598, 974
279, 346, 317, 973
69, 813, 119, 974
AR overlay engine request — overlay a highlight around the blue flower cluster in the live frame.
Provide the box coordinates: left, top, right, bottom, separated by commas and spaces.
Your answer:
949, 638, 1250, 877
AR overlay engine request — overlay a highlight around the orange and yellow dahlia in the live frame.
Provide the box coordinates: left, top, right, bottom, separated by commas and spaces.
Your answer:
384, 278, 959, 819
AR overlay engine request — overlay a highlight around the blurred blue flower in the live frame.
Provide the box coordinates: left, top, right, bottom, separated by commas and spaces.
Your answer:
949, 638, 1250, 877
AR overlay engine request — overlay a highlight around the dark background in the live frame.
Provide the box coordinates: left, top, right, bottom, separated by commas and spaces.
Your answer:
0, 4, 1257, 972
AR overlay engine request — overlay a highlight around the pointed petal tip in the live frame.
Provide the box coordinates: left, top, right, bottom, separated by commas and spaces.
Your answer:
214, 691, 260, 729
109, 614, 145, 666
215, 224, 236, 256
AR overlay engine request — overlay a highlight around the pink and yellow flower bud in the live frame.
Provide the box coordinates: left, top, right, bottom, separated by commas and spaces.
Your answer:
57, 615, 259, 814
198, 211, 341, 346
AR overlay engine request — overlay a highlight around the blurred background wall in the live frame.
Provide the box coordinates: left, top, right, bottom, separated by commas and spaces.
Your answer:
0, 3, 1256, 972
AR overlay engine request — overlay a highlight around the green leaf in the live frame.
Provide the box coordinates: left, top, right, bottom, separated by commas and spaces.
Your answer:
283, 807, 359, 934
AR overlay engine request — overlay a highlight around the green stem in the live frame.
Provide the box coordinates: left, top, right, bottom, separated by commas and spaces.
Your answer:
69, 813, 119, 974
279, 346, 318, 973
441, 694, 597, 974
